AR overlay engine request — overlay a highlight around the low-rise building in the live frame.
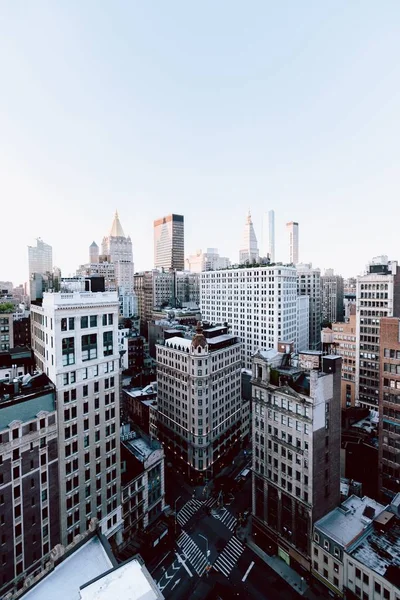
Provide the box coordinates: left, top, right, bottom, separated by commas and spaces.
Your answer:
120, 426, 165, 543
0, 346, 34, 380
122, 384, 157, 435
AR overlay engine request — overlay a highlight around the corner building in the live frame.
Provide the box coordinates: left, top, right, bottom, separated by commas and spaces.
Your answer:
31, 288, 123, 548
251, 349, 342, 573
156, 324, 242, 480
200, 266, 298, 369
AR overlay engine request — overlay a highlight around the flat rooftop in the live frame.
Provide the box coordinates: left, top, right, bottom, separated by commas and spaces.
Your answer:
126, 435, 161, 463
22, 535, 114, 600
164, 336, 192, 350
350, 517, 400, 583
79, 556, 163, 600
315, 495, 385, 548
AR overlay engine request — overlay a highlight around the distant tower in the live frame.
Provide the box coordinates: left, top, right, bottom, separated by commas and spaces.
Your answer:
286, 221, 299, 264
89, 241, 99, 264
262, 210, 275, 262
153, 214, 185, 271
28, 238, 53, 277
102, 211, 134, 293
239, 211, 259, 264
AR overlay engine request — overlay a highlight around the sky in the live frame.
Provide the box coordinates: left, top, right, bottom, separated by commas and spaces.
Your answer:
1, 1, 400, 284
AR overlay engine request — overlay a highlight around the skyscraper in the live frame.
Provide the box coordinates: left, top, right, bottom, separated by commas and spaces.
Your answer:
239, 211, 259, 264
28, 238, 53, 277
153, 214, 184, 271
102, 211, 134, 294
90, 241, 99, 264
286, 221, 299, 265
297, 263, 322, 351
30, 282, 123, 548
262, 210, 275, 262
321, 269, 344, 324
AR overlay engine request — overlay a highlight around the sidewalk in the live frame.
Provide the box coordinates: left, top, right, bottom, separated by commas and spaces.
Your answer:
247, 539, 321, 599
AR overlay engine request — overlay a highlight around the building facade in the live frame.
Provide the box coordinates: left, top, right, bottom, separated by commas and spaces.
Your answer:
156, 324, 242, 480
262, 210, 275, 263
321, 270, 344, 324
331, 306, 357, 408
356, 256, 400, 409
186, 248, 231, 273
0, 374, 59, 597
0, 311, 13, 351
297, 263, 322, 351
101, 211, 134, 294
200, 265, 298, 369
28, 238, 53, 278
30, 286, 123, 549
239, 211, 259, 265
251, 350, 342, 573
379, 317, 400, 501
286, 222, 299, 265
154, 214, 185, 271
296, 296, 310, 352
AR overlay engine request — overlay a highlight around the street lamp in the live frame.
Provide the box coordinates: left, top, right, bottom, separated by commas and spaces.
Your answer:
174, 496, 181, 535
198, 534, 210, 574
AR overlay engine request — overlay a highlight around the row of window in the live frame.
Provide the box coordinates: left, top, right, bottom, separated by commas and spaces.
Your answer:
61, 314, 114, 331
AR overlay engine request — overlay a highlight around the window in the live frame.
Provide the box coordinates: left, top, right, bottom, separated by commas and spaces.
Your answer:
333, 577, 339, 588
363, 574, 369, 585
314, 533, 320, 543
323, 554, 328, 565
323, 568, 328, 578
90, 315, 97, 327
383, 589, 390, 600
103, 331, 113, 356
82, 334, 97, 361
355, 568, 361, 580
374, 582, 381, 594
334, 562, 339, 573
81, 316, 88, 328
324, 540, 330, 550
62, 337, 75, 366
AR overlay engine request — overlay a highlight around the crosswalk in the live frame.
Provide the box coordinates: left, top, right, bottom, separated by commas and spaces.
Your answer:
203, 497, 217, 508
213, 507, 237, 532
176, 531, 208, 576
176, 498, 203, 526
213, 536, 245, 577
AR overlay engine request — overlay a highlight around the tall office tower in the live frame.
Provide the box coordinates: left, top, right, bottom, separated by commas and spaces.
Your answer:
0, 374, 59, 598
379, 317, 400, 501
154, 214, 185, 271
297, 263, 322, 351
239, 211, 259, 264
156, 323, 242, 479
286, 222, 299, 265
30, 282, 123, 548
356, 256, 400, 409
251, 349, 342, 573
321, 269, 344, 324
296, 296, 310, 352
200, 265, 299, 369
262, 210, 275, 263
186, 248, 231, 272
28, 238, 53, 277
102, 211, 134, 294
89, 241, 99, 264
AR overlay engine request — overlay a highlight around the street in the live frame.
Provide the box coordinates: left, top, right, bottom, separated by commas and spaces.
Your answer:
151, 459, 302, 600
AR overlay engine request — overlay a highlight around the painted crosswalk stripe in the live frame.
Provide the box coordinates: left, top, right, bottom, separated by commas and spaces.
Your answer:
213, 536, 245, 577
213, 507, 237, 531
176, 531, 208, 576
176, 498, 203, 526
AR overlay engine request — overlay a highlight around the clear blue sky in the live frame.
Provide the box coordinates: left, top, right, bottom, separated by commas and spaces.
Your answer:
1, 1, 400, 284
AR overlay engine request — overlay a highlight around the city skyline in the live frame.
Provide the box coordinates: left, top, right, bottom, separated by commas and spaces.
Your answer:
2, 2, 400, 283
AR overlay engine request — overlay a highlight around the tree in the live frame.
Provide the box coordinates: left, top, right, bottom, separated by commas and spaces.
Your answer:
0, 302, 14, 313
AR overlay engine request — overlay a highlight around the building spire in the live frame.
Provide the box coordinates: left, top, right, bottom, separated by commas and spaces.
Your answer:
109, 210, 125, 237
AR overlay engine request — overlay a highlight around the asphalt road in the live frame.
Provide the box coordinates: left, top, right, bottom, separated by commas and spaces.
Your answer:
153, 465, 301, 600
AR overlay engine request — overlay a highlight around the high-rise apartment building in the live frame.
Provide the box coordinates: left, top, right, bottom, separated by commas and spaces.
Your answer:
154, 214, 184, 271
30, 283, 123, 548
239, 211, 259, 265
102, 211, 134, 294
262, 210, 275, 263
28, 238, 53, 278
379, 317, 400, 501
321, 269, 344, 324
286, 222, 299, 265
186, 248, 231, 272
0, 374, 59, 597
251, 349, 342, 572
331, 305, 357, 408
156, 323, 242, 480
200, 265, 299, 369
297, 263, 322, 351
356, 256, 400, 409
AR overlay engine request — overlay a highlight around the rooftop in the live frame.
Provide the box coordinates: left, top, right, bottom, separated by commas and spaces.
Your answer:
164, 336, 192, 350
80, 555, 163, 600
315, 495, 385, 548
350, 516, 400, 585
22, 535, 114, 600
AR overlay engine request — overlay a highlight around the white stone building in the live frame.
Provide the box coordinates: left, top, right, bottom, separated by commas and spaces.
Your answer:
297, 263, 322, 351
296, 296, 310, 352
239, 211, 259, 264
156, 324, 242, 479
102, 211, 134, 294
30, 284, 123, 547
200, 265, 299, 369
286, 221, 299, 265
186, 248, 231, 273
